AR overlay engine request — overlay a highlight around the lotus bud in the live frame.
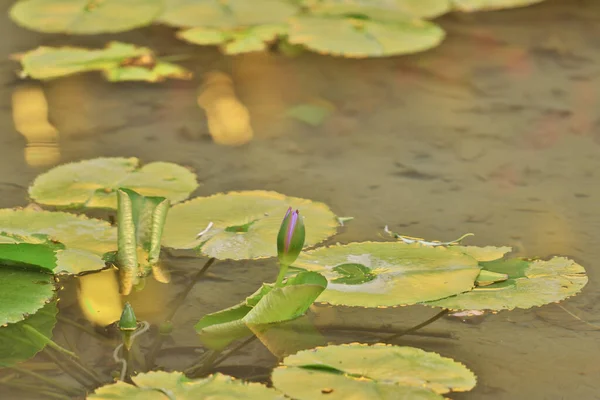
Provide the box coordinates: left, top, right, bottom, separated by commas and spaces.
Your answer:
277, 207, 305, 268
118, 302, 137, 332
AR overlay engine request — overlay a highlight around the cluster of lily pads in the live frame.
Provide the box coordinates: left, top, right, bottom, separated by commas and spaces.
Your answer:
0, 157, 587, 399
10, 0, 548, 82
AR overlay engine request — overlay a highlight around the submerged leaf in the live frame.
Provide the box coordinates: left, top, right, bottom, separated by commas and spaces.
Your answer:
272, 343, 476, 399
88, 371, 284, 399
294, 241, 480, 307
452, 0, 546, 12
29, 157, 198, 209
0, 301, 58, 366
159, 0, 299, 28
10, 0, 163, 34
162, 191, 338, 260
302, 0, 451, 21
426, 256, 588, 311
288, 16, 445, 58
0, 268, 55, 326
0, 209, 116, 274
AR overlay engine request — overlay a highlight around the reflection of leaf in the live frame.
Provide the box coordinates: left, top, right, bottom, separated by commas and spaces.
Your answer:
29, 157, 198, 209
426, 257, 588, 311
0, 209, 116, 275
159, 0, 299, 28
288, 16, 445, 58
286, 102, 334, 127
77, 269, 122, 326
162, 191, 338, 260
16, 42, 190, 82
302, 0, 451, 21
331, 263, 376, 285
272, 343, 476, 399
178, 24, 288, 54
294, 242, 480, 307
452, 0, 546, 12
0, 302, 57, 367
196, 271, 327, 350
0, 268, 55, 326
10, 0, 163, 34
88, 371, 284, 399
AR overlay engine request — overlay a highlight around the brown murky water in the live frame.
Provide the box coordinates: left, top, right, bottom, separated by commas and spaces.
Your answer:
1, 0, 599, 398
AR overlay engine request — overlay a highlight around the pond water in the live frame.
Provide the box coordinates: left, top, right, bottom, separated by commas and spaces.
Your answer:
1, 0, 599, 398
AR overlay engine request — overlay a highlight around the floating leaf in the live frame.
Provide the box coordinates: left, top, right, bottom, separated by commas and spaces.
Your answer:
452, 0, 546, 12
159, 0, 299, 28
288, 16, 445, 58
10, 0, 163, 34
0, 233, 61, 271
29, 157, 198, 209
178, 24, 288, 54
272, 343, 476, 399
196, 271, 326, 350
294, 242, 480, 307
162, 191, 338, 260
0, 209, 116, 274
426, 257, 588, 311
0, 268, 55, 326
88, 371, 284, 399
103, 61, 192, 82
454, 245, 512, 262
302, 0, 451, 21
0, 301, 57, 366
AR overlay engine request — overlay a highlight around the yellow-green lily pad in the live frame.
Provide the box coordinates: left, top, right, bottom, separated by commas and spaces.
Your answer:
29, 157, 198, 209
88, 371, 284, 399
10, 0, 163, 34
426, 256, 588, 311
272, 343, 476, 399
451, 0, 546, 12
302, 0, 451, 21
0, 209, 116, 275
103, 61, 192, 82
177, 24, 287, 54
288, 16, 445, 58
162, 191, 338, 260
159, 0, 299, 28
293, 241, 481, 307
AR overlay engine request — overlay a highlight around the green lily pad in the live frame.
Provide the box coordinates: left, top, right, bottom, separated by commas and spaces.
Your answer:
0, 267, 55, 326
88, 371, 284, 399
0, 301, 57, 366
162, 191, 338, 260
294, 242, 480, 307
196, 271, 327, 350
0, 233, 62, 272
29, 157, 198, 209
452, 0, 545, 12
302, 0, 451, 21
426, 256, 588, 311
0, 209, 116, 275
10, 0, 163, 34
103, 61, 192, 82
288, 16, 445, 58
159, 0, 299, 28
177, 24, 288, 54
272, 343, 476, 399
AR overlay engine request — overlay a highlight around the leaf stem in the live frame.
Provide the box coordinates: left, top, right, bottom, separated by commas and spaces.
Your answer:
56, 315, 113, 345
9, 366, 80, 396
21, 325, 77, 358
0, 380, 73, 400
45, 347, 104, 386
43, 347, 93, 388
383, 308, 450, 343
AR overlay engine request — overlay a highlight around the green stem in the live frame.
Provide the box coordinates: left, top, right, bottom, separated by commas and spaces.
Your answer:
274, 263, 289, 287
45, 347, 104, 386
9, 366, 80, 396
21, 325, 77, 359
0, 380, 72, 400
146, 258, 216, 367
211, 336, 257, 369
56, 315, 113, 345
185, 350, 222, 377
383, 309, 450, 343
43, 347, 93, 388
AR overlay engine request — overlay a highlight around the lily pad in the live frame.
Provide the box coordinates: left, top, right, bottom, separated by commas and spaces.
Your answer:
272, 343, 476, 399
159, 0, 299, 28
88, 371, 284, 399
0, 301, 57, 366
454, 245, 512, 262
288, 16, 445, 58
452, 0, 545, 12
302, 0, 451, 21
29, 157, 198, 209
196, 271, 327, 350
426, 256, 588, 311
103, 61, 192, 82
294, 241, 480, 307
0, 233, 61, 271
177, 24, 287, 54
0, 209, 116, 274
162, 191, 338, 260
10, 0, 163, 34
0, 267, 55, 326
